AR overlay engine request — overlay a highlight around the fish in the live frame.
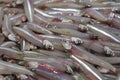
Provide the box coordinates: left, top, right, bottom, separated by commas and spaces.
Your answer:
0, 60, 33, 75
62, 41, 116, 72
24, 0, 34, 22
13, 26, 54, 50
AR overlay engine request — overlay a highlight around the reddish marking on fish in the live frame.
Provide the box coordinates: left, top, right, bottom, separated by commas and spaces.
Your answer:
38, 62, 63, 75
70, 46, 80, 55
107, 19, 114, 27
52, 18, 62, 22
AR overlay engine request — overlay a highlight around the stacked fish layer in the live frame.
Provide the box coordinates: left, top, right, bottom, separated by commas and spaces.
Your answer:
0, 0, 120, 80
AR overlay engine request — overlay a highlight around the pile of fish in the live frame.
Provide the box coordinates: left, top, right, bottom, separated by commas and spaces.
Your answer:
0, 0, 120, 80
